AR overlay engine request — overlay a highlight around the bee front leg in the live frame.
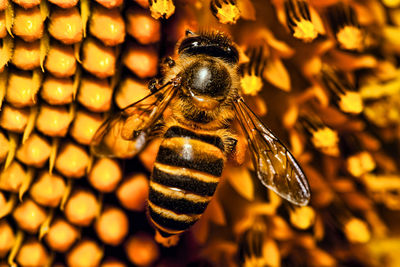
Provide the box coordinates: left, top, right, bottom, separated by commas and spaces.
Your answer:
148, 78, 160, 93
162, 56, 176, 68
149, 57, 176, 93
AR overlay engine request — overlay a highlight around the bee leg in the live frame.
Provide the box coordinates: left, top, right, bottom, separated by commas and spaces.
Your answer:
229, 135, 247, 166
155, 230, 180, 247
148, 78, 160, 93
225, 136, 238, 154
162, 56, 176, 68
149, 120, 165, 137
185, 29, 195, 36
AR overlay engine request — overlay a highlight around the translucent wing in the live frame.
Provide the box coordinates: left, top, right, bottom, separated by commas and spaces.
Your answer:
234, 98, 310, 205
91, 80, 179, 158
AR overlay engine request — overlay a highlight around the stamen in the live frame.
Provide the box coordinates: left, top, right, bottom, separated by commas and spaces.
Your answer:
362, 174, 400, 210
327, 3, 364, 51
299, 114, 340, 156
284, 0, 318, 42
238, 218, 275, 266
210, 0, 241, 25
363, 94, 400, 127
240, 46, 266, 96
321, 66, 363, 114
340, 134, 375, 177
149, 0, 175, 20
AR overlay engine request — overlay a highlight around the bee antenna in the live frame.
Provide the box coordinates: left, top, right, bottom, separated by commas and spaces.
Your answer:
185, 29, 196, 36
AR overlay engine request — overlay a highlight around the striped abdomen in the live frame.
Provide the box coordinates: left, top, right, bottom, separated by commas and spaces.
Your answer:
148, 125, 225, 237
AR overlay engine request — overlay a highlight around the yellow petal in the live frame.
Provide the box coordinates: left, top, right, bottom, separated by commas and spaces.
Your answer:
227, 167, 254, 201
366, 237, 400, 267
7, 230, 23, 267
39, 209, 54, 240
309, 5, 325, 34
80, 0, 90, 38
0, 35, 14, 69
344, 218, 370, 243
252, 28, 294, 58
0, 194, 17, 219
0, 69, 7, 109
19, 168, 34, 201
40, 32, 50, 72
289, 206, 316, 230
237, 0, 255, 21
72, 66, 81, 100
263, 56, 291, 91
383, 26, 400, 53
207, 198, 226, 225
5, 2, 13, 37
40, 0, 49, 21
382, 0, 400, 7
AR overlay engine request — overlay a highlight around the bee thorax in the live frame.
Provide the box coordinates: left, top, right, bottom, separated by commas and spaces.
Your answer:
183, 58, 231, 100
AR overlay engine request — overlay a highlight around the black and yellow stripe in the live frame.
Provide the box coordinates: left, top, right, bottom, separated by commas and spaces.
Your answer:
148, 125, 225, 237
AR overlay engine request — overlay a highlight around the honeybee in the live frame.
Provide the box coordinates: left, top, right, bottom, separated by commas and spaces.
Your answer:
91, 30, 310, 244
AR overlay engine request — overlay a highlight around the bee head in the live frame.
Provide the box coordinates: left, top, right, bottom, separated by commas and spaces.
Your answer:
177, 31, 239, 111
178, 31, 239, 64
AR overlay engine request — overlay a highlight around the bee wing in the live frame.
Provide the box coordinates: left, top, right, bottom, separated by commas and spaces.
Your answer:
91, 80, 178, 158
234, 98, 311, 206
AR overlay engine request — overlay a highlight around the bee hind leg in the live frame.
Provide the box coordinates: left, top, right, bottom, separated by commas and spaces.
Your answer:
225, 136, 237, 154
155, 230, 180, 247
227, 134, 248, 166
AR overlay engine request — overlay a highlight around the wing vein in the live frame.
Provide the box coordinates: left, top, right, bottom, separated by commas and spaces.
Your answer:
233, 97, 310, 206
